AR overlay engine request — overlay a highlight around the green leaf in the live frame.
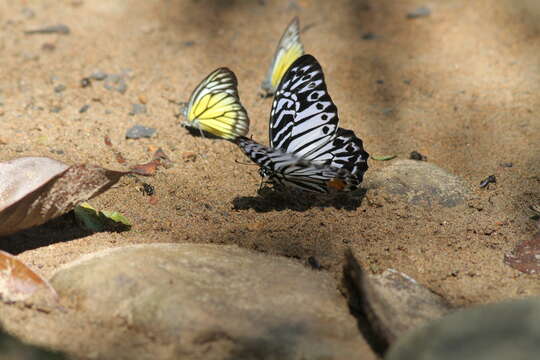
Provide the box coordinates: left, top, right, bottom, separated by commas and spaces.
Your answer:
74, 202, 131, 232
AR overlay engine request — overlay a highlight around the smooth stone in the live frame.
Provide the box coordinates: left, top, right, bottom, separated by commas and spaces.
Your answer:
406, 7, 431, 19
365, 159, 470, 207
128, 103, 147, 116
103, 74, 127, 94
125, 125, 155, 139
345, 249, 452, 348
51, 243, 375, 360
386, 297, 540, 360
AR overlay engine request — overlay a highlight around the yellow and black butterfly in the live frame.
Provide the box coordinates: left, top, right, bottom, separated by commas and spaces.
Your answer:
260, 17, 304, 98
181, 68, 249, 140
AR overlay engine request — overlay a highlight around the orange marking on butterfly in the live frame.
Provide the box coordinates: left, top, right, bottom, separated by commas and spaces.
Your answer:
327, 178, 346, 191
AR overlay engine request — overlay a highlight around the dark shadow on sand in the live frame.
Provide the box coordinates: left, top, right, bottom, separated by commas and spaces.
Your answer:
1, 212, 91, 255
232, 187, 367, 212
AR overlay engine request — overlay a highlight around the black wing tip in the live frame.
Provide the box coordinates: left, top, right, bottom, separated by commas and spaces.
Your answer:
291, 54, 318, 68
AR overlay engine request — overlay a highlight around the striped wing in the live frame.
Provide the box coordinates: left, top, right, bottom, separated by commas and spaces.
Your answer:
261, 17, 304, 97
269, 54, 369, 184
235, 137, 362, 193
183, 68, 249, 140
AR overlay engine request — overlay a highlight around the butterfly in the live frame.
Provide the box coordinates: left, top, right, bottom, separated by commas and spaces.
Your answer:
260, 17, 304, 98
181, 68, 249, 140
235, 54, 369, 193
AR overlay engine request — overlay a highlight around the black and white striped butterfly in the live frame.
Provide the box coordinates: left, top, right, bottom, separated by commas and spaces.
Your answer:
235, 54, 369, 193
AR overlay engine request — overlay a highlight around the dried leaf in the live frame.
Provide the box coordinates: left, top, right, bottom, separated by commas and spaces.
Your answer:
504, 232, 540, 274
130, 160, 161, 176
153, 148, 173, 168
0, 250, 57, 302
0, 157, 127, 237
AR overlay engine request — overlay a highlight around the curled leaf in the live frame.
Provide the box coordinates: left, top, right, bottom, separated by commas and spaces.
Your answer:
0, 250, 57, 302
0, 157, 127, 237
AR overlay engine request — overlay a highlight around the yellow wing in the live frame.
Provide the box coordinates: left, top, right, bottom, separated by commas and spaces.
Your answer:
261, 17, 305, 97
182, 68, 249, 140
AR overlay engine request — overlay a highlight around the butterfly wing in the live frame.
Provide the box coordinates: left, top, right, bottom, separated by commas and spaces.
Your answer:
235, 137, 362, 192
269, 54, 369, 183
183, 68, 249, 140
261, 17, 304, 97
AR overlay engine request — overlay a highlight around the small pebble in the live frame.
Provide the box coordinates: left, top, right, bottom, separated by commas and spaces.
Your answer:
21, 8, 35, 19
125, 125, 156, 139
41, 43, 55, 51
80, 78, 92, 88
50, 149, 65, 155
25, 24, 71, 35
138, 94, 148, 104
410, 151, 427, 161
104, 74, 127, 94
90, 71, 107, 81
403, 79, 411, 85
129, 103, 147, 116
50, 106, 62, 113
376, 79, 384, 85
479, 175, 496, 188
79, 104, 90, 113
361, 32, 377, 40
407, 6, 431, 19
182, 40, 196, 47
500, 162, 513, 168
54, 84, 66, 93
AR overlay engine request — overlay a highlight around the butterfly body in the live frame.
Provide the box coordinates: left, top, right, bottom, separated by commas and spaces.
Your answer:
236, 54, 369, 193
261, 17, 304, 97
181, 68, 249, 140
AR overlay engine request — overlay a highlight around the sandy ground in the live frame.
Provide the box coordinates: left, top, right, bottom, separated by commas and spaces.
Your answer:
0, 0, 539, 354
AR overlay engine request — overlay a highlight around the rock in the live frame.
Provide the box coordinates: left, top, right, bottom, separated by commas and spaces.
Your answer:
90, 71, 107, 81
361, 32, 378, 40
53, 84, 66, 93
80, 78, 91, 88
500, 162, 513, 168
344, 249, 452, 348
103, 74, 127, 94
365, 159, 470, 207
128, 103, 147, 116
125, 125, 156, 139
51, 244, 375, 360
24, 24, 71, 35
79, 104, 90, 113
386, 297, 540, 360
406, 7, 431, 19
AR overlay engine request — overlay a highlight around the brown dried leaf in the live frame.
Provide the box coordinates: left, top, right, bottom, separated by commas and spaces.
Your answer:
153, 148, 173, 168
0, 157, 127, 237
130, 160, 161, 176
504, 232, 540, 274
0, 250, 57, 302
